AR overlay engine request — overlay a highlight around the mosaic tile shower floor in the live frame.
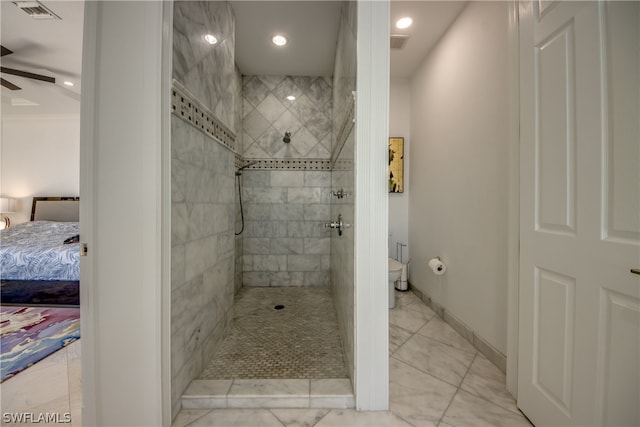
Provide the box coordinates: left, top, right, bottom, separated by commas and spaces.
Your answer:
200, 287, 348, 380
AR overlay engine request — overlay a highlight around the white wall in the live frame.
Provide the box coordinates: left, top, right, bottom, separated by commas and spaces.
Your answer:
389, 78, 410, 262
408, 1, 510, 354
0, 115, 80, 224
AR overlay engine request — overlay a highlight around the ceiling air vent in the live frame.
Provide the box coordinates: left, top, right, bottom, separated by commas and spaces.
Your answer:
390, 34, 409, 50
13, 1, 61, 20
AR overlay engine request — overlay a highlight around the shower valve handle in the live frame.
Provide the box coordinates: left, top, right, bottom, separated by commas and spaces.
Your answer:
324, 214, 350, 236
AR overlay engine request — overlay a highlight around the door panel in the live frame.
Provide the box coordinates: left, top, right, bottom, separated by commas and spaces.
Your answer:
519, 2, 640, 425
602, 1, 640, 243
533, 268, 575, 416
596, 290, 640, 426
535, 23, 576, 235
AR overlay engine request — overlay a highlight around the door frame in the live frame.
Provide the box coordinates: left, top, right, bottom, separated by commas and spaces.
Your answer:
79, 2, 172, 425
354, 0, 391, 410
506, 0, 521, 397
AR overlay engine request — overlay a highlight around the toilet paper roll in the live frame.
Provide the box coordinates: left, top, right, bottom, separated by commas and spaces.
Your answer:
428, 258, 447, 275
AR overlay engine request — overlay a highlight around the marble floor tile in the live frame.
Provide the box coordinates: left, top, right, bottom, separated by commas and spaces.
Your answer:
394, 290, 422, 307
66, 341, 82, 427
1, 346, 70, 413
389, 323, 413, 355
314, 409, 415, 427
393, 333, 476, 387
389, 357, 457, 426
403, 301, 437, 319
189, 408, 284, 426
182, 379, 230, 408
460, 354, 519, 414
227, 378, 309, 408
184, 379, 233, 396
441, 390, 532, 427
171, 409, 212, 427
416, 317, 476, 354
310, 378, 354, 408
389, 306, 432, 333
270, 408, 330, 427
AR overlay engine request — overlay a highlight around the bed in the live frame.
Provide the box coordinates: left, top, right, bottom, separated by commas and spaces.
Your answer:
0, 197, 80, 307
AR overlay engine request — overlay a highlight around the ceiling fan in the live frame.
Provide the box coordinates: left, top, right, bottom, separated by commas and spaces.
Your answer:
1, 45, 56, 91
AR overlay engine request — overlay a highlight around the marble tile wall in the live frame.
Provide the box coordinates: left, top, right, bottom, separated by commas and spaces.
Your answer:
330, 1, 357, 380
172, 0, 241, 419
171, 117, 237, 417
241, 170, 332, 287
174, 0, 238, 132
332, 1, 357, 154
242, 75, 333, 159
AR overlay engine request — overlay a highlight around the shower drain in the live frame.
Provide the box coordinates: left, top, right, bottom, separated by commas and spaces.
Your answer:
274, 305, 285, 310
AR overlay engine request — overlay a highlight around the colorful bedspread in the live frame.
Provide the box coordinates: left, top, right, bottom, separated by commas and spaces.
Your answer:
0, 306, 80, 382
0, 221, 80, 281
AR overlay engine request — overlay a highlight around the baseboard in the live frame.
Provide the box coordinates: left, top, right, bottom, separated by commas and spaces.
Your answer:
408, 282, 507, 373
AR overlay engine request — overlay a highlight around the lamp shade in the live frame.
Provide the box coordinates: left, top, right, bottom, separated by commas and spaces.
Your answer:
0, 198, 16, 213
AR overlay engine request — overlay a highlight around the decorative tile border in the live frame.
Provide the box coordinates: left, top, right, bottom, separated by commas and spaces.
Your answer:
332, 159, 353, 171
171, 80, 237, 153
240, 159, 332, 171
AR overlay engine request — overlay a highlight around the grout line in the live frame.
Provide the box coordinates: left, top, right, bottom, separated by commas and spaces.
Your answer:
436, 352, 478, 427
310, 408, 332, 427
184, 409, 214, 427
268, 408, 288, 427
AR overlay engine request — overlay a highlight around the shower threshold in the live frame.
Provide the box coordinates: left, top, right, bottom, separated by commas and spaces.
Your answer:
182, 378, 354, 409
182, 287, 353, 409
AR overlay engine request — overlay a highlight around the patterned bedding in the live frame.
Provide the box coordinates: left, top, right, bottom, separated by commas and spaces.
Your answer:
0, 221, 80, 281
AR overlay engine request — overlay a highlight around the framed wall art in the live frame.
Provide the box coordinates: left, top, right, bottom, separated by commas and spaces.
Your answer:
389, 137, 404, 193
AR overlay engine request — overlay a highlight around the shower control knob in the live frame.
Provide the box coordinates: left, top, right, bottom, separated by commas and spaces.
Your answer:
324, 214, 350, 236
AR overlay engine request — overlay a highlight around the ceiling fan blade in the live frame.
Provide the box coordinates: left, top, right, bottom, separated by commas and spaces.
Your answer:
1, 46, 13, 57
1, 78, 21, 90
1, 67, 55, 84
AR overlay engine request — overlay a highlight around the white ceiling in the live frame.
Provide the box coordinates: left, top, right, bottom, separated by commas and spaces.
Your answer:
230, 1, 342, 76
0, 1, 84, 116
390, 1, 467, 79
0, 1, 466, 116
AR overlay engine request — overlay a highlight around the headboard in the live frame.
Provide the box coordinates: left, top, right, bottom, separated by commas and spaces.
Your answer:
31, 197, 80, 222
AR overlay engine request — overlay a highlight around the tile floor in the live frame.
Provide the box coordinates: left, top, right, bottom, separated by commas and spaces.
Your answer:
201, 287, 348, 379
173, 289, 533, 426
0, 339, 82, 427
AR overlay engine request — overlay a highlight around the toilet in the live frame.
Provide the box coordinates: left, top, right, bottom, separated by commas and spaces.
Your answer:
388, 258, 403, 309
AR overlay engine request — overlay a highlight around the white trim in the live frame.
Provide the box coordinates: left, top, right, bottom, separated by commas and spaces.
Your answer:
80, 2, 165, 424
354, 0, 390, 411
506, 0, 521, 397
1, 114, 80, 122
161, 1, 173, 425
79, 1, 98, 424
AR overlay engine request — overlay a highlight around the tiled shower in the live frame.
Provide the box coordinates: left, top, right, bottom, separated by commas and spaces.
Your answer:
170, 0, 357, 417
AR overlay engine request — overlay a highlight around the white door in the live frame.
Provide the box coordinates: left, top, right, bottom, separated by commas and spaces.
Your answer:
518, 1, 640, 426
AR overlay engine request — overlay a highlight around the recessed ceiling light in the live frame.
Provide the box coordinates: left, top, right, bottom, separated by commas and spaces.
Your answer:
204, 34, 218, 45
396, 17, 413, 29
286, 95, 296, 101
63, 81, 74, 87
272, 35, 287, 47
